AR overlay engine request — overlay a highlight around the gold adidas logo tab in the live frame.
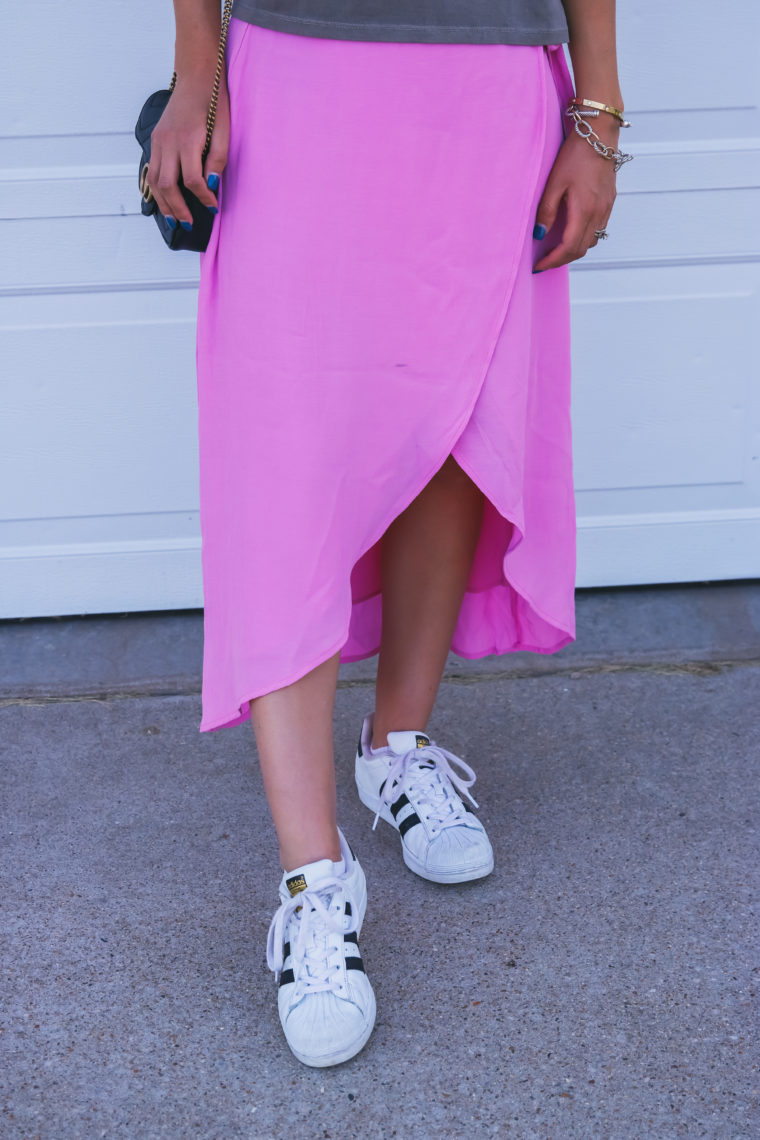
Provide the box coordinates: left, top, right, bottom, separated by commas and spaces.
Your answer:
416, 734, 430, 748
286, 873, 307, 897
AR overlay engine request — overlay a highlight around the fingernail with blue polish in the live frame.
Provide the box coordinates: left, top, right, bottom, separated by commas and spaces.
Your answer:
207, 205, 218, 216
165, 216, 178, 230
207, 173, 220, 192
532, 268, 544, 275
533, 223, 547, 240
180, 220, 193, 232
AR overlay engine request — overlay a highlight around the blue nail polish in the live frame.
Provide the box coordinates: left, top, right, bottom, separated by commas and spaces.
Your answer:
165, 216, 178, 230
207, 205, 218, 216
206, 173, 220, 192
533, 223, 547, 240
532, 268, 544, 275
180, 220, 193, 232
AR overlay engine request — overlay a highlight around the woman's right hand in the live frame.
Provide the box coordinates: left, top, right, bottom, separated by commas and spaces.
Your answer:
146, 68, 230, 228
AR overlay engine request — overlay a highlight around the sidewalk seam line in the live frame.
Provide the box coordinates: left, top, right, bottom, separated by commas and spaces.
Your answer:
1, 656, 758, 708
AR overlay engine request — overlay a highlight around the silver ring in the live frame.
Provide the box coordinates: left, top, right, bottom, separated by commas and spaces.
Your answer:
594, 228, 609, 240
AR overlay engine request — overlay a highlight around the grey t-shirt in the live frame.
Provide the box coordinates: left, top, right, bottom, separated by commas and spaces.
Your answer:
231, 0, 570, 45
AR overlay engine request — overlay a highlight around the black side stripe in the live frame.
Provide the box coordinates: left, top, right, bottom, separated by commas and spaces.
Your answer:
398, 812, 421, 837
280, 938, 363, 985
345, 901, 352, 917
390, 793, 410, 820
357, 732, 364, 758
283, 941, 291, 959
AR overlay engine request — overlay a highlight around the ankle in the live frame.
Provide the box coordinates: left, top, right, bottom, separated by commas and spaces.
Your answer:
280, 829, 341, 871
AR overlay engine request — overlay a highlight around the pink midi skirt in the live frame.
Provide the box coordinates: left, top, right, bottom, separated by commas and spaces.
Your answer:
195, 19, 577, 732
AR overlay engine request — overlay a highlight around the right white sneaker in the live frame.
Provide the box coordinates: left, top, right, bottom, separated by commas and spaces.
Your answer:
355, 711, 494, 884
266, 828, 376, 1068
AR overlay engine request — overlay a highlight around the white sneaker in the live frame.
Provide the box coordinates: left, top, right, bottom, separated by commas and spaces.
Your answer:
354, 711, 494, 884
266, 827, 376, 1067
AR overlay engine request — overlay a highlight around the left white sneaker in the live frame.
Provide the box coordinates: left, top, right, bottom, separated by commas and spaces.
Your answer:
266, 828, 376, 1067
354, 711, 494, 884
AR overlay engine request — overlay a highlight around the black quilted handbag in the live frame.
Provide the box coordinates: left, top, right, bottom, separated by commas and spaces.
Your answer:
134, 0, 232, 252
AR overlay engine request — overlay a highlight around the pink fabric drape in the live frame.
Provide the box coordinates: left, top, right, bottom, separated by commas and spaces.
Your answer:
196, 22, 576, 732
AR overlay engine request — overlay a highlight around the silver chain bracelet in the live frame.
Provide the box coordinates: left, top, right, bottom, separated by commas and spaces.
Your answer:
564, 107, 634, 173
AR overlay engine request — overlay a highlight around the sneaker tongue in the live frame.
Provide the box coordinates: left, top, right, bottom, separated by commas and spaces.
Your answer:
284, 858, 335, 898
386, 730, 431, 756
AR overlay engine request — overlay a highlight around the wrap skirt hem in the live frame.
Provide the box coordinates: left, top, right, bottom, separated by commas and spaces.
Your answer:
199, 356, 574, 733
195, 24, 577, 733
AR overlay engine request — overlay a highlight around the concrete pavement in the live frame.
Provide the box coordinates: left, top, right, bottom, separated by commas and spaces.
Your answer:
2, 584, 759, 1138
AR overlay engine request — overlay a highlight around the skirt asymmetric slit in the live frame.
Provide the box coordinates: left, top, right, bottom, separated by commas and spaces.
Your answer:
195, 20, 577, 733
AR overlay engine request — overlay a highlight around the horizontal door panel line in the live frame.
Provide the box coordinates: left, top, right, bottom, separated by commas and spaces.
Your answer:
571, 251, 760, 272
628, 136, 760, 153
577, 516, 760, 588
0, 536, 202, 562
578, 506, 760, 528
3, 177, 756, 219
3, 144, 757, 215
0, 280, 200, 299
3, 134, 757, 176
1, 317, 196, 333
3, 514, 759, 617
4, 249, 760, 300
3, 510, 200, 525
2, 508, 758, 562
0, 550, 203, 620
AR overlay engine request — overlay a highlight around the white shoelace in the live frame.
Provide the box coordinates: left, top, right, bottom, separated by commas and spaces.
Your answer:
266, 875, 360, 993
372, 742, 479, 833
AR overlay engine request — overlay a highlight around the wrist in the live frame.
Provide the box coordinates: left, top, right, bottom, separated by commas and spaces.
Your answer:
173, 55, 219, 83
571, 83, 624, 112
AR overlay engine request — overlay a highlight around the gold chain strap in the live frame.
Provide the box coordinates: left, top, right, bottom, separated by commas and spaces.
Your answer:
168, 0, 234, 159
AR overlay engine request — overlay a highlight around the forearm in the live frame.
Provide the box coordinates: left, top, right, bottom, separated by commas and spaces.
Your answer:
562, 0, 623, 109
173, 0, 222, 79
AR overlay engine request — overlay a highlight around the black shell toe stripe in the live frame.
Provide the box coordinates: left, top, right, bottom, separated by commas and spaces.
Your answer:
390, 792, 411, 820
398, 812, 422, 837
279, 968, 295, 986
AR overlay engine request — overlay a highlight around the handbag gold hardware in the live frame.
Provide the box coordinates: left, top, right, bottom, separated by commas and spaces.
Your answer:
139, 164, 153, 203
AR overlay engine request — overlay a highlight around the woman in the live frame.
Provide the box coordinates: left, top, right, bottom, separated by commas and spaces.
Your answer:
147, 0, 628, 1068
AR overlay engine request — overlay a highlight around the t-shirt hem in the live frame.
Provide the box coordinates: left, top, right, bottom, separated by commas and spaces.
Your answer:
233, 9, 570, 45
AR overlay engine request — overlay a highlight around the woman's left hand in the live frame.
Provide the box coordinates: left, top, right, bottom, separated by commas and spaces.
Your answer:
532, 117, 619, 273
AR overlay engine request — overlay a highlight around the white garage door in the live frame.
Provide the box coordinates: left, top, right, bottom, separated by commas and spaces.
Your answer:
1, 1, 758, 618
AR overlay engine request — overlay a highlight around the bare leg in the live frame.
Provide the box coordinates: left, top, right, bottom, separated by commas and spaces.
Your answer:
249, 649, 342, 871
373, 454, 485, 748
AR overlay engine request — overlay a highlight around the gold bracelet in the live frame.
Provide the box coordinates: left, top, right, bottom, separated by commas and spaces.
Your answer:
569, 98, 630, 128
